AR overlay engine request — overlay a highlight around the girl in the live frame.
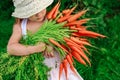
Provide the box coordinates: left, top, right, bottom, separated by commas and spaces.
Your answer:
8, 0, 84, 80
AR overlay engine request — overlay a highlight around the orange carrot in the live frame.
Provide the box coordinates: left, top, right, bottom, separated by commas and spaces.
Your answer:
70, 27, 82, 31
76, 25, 86, 30
71, 51, 86, 65
57, 15, 71, 23
66, 42, 80, 50
64, 37, 81, 48
64, 37, 83, 50
61, 44, 69, 51
64, 37, 73, 43
66, 55, 73, 66
79, 48, 91, 66
70, 45, 91, 65
60, 14, 64, 18
79, 38, 89, 42
63, 59, 68, 80
66, 55, 77, 75
46, 2, 59, 20
72, 32, 98, 38
70, 37, 92, 46
52, 2, 60, 19
81, 45, 91, 55
66, 39, 90, 65
72, 33, 80, 37
66, 5, 77, 16
65, 21, 86, 26
64, 37, 89, 49
65, 19, 90, 26
78, 31, 106, 38
62, 9, 70, 15
67, 10, 88, 22
69, 53, 74, 62
49, 38, 69, 53
59, 63, 64, 80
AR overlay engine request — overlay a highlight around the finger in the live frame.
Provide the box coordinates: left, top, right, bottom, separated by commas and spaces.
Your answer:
44, 52, 49, 58
48, 52, 53, 58
50, 52, 54, 57
49, 52, 54, 57
46, 52, 50, 58
48, 52, 52, 57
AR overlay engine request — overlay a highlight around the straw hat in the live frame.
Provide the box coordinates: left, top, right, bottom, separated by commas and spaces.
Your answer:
12, 0, 54, 18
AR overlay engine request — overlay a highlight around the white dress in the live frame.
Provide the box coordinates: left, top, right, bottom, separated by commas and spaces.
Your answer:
21, 19, 84, 80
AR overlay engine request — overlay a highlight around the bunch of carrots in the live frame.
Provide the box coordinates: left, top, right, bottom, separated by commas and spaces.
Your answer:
46, 2, 106, 80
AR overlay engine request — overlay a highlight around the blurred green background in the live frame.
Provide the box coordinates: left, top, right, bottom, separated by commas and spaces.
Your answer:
0, 0, 120, 80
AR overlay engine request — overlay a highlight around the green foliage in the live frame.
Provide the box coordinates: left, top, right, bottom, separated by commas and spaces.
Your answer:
0, 52, 50, 80
0, 0, 120, 80
30, 20, 70, 44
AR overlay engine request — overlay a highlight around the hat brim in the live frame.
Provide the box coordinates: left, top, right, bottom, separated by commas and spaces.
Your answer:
12, 0, 54, 18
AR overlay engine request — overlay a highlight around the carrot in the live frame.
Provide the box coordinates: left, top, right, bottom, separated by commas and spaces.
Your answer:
67, 10, 88, 22
62, 9, 70, 15
72, 32, 98, 38
59, 63, 64, 80
76, 25, 86, 30
68, 42, 91, 58
70, 27, 82, 31
64, 38, 90, 65
64, 37, 84, 50
81, 45, 91, 55
57, 15, 71, 23
49, 38, 69, 53
66, 55, 77, 75
70, 37, 92, 46
78, 30, 106, 38
65, 21, 86, 26
52, 2, 60, 19
66, 5, 77, 16
71, 51, 86, 65
70, 46, 81, 54
65, 19, 90, 26
63, 59, 68, 80
71, 33, 80, 37
66, 42, 80, 50
61, 44, 69, 52
46, 2, 59, 20
79, 48, 91, 66
66, 55, 73, 66
60, 14, 64, 18
79, 38, 89, 42
64, 37, 81, 48
64, 37, 89, 48
70, 45, 91, 65
69, 53, 74, 62
64, 37, 73, 43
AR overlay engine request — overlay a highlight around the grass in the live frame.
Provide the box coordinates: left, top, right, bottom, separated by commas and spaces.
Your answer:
0, 0, 120, 80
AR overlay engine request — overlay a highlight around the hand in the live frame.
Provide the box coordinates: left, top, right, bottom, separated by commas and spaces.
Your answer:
43, 45, 55, 58
35, 42, 46, 52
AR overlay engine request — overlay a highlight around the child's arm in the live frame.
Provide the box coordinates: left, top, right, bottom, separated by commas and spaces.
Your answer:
7, 23, 46, 56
